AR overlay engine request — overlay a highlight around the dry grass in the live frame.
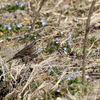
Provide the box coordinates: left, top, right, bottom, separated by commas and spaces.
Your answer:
0, 0, 100, 100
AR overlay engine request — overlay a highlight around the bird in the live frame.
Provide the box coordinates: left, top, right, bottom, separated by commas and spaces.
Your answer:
6, 40, 43, 63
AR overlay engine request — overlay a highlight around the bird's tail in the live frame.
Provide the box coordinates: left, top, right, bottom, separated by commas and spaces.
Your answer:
6, 57, 14, 63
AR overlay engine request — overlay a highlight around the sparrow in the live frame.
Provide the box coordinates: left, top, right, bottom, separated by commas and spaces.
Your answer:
6, 40, 43, 63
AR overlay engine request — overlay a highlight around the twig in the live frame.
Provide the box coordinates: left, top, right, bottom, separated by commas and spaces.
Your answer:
87, 38, 98, 57
30, 0, 48, 31
51, 68, 67, 90
82, 0, 97, 85
18, 65, 37, 97
51, 68, 76, 100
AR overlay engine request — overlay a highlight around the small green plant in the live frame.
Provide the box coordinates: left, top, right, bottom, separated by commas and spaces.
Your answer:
52, 89, 62, 98
42, 93, 51, 100
68, 77, 91, 95
2, 4, 26, 12
63, 42, 71, 53
44, 41, 60, 54
68, 77, 81, 85
74, 7, 86, 14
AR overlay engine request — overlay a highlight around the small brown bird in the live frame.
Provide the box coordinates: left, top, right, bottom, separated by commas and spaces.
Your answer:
6, 40, 43, 63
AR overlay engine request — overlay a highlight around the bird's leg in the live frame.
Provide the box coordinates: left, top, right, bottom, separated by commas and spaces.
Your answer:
22, 56, 31, 64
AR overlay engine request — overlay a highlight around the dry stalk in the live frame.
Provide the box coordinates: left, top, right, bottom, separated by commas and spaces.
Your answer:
15, 64, 25, 81
30, 0, 48, 30
87, 38, 98, 57
51, 68, 76, 100
31, 82, 51, 98
82, 0, 97, 85
55, 0, 64, 8
18, 56, 57, 97
51, 68, 67, 90
5, 90, 18, 100
18, 65, 37, 97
